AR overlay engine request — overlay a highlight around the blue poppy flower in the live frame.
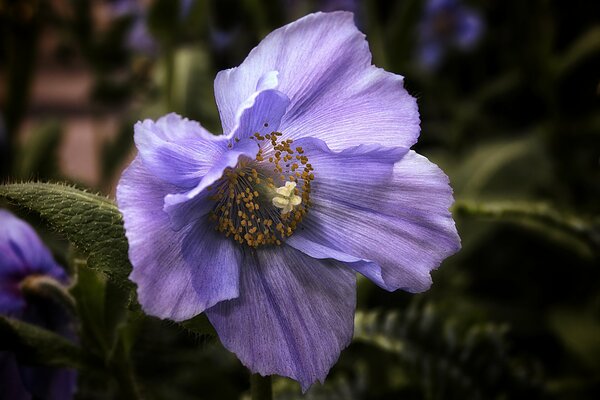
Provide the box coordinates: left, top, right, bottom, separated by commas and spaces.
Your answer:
0, 210, 77, 400
117, 12, 460, 390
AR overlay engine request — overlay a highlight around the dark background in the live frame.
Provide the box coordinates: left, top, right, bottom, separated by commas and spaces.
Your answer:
1, 0, 599, 398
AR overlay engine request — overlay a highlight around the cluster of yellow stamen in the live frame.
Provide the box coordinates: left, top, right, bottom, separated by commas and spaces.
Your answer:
208, 132, 314, 248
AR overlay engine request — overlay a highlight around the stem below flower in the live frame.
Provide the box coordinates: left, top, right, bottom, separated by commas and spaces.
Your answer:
250, 373, 272, 400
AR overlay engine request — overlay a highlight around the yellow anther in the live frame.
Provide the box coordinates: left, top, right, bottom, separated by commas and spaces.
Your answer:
209, 131, 313, 248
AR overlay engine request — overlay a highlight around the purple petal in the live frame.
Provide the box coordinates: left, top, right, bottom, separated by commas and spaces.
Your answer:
134, 113, 228, 188
163, 138, 259, 222
214, 12, 419, 150
0, 210, 66, 316
284, 235, 387, 289
288, 142, 460, 292
0, 210, 65, 278
206, 245, 356, 391
117, 158, 242, 321
227, 71, 290, 140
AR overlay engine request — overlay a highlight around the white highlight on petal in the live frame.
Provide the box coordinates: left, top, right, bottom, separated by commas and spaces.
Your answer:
272, 181, 302, 214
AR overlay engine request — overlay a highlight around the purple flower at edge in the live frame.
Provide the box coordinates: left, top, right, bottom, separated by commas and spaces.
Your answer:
418, 0, 483, 69
0, 210, 77, 400
117, 12, 460, 391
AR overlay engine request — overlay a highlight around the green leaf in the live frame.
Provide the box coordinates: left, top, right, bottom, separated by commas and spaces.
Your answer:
453, 200, 600, 258
451, 133, 551, 198
0, 182, 132, 286
70, 257, 130, 358
69, 254, 142, 398
0, 315, 84, 369
354, 302, 543, 398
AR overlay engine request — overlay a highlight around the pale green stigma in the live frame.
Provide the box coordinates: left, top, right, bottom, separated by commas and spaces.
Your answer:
272, 181, 302, 215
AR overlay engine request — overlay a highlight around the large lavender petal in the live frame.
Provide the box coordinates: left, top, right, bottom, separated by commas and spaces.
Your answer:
214, 12, 419, 150
206, 245, 356, 391
117, 158, 242, 321
134, 113, 228, 188
288, 139, 460, 292
227, 71, 291, 140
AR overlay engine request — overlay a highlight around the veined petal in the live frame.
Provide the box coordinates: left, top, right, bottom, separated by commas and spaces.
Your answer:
289, 142, 460, 292
163, 138, 259, 227
117, 158, 242, 321
214, 12, 419, 150
134, 113, 228, 188
206, 245, 356, 391
227, 71, 291, 140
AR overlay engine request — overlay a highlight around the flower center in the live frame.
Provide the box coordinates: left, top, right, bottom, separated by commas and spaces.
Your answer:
208, 132, 314, 248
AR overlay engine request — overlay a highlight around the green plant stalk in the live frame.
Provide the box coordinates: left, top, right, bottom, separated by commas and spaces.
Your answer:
452, 200, 599, 251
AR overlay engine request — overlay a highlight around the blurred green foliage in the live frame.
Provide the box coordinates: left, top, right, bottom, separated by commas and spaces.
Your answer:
1, 0, 599, 399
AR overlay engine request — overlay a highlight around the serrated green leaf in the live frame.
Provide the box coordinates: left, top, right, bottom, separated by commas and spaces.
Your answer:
0, 182, 132, 286
0, 316, 84, 369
